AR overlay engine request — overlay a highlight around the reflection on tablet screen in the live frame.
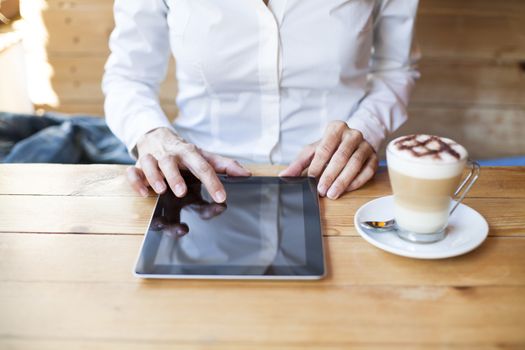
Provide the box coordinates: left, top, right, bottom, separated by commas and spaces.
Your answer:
136, 173, 324, 277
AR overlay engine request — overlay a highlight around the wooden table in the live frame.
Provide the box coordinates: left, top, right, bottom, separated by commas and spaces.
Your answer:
1, 164, 524, 349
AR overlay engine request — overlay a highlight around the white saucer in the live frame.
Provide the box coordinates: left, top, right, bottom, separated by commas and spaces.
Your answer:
354, 195, 489, 259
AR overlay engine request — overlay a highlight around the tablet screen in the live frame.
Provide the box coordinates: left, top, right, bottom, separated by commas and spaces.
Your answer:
135, 172, 325, 278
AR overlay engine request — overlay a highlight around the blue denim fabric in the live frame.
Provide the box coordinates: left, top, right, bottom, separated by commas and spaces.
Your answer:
0, 112, 134, 164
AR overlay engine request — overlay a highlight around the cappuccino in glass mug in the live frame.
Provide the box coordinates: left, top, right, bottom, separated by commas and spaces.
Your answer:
386, 135, 479, 243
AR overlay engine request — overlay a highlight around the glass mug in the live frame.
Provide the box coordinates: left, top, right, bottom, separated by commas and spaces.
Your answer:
386, 135, 480, 243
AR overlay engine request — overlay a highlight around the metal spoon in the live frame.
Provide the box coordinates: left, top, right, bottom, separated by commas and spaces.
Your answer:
359, 219, 397, 232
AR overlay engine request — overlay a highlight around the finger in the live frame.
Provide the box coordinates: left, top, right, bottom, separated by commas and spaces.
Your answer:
174, 223, 189, 237
308, 123, 346, 178
139, 154, 167, 194
180, 146, 226, 203
317, 133, 360, 196
202, 152, 251, 176
278, 146, 315, 177
347, 154, 379, 192
158, 155, 187, 197
165, 223, 189, 238
150, 217, 166, 231
198, 203, 227, 220
326, 142, 373, 199
126, 166, 149, 197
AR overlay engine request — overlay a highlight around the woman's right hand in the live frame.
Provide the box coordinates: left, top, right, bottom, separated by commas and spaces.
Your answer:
127, 127, 251, 202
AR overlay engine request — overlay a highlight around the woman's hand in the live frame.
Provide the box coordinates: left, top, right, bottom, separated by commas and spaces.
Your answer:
279, 121, 378, 199
151, 174, 227, 238
127, 127, 251, 202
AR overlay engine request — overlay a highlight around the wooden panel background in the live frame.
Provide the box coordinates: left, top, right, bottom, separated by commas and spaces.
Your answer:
37, 0, 525, 159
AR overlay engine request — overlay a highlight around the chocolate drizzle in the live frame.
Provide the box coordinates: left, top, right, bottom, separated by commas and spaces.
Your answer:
394, 135, 461, 160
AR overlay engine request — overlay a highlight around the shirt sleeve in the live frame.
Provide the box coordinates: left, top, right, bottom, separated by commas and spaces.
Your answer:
346, 0, 421, 152
102, 0, 175, 159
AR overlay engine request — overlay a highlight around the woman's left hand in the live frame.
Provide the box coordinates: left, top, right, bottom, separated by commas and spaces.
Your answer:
279, 120, 378, 199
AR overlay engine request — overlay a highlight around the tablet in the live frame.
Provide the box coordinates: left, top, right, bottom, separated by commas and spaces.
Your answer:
134, 172, 325, 280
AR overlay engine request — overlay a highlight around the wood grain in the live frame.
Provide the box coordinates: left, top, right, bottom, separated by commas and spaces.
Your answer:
4, 0, 525, 344
1, 281, 524, 345
1, 342, 510, 350
322, 197, 525, 238
42, 8, 113, 56
47, 56, 177, 103
45, 56, 525, 108
0, 195, 156, 234
40, 2, 525, 61
0, 164, 285, 196
0, 192, 523, 237
1, 165, 524, 198
1, 233, 524, 287
413, 59, 525, 107
1, 165, 524, 236
387, 106, 525, 159
38, 104, 525, 159
44, 0, 525, 17
35, 0, 525, 158
37, 103, 178, 120
1, 164, 524, 348
416, 12, 525, 62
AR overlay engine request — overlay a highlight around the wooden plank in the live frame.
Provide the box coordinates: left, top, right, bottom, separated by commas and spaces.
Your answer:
385, 106, 525, 160
0, 164, 284, 197
1, 233, 524, 287
0, 281, 524, 345
46, 56, 525, 107
419, 0, 525, 18
0, 193, 523, 237
0, 341, 508, 350
321, 197, 525, 238
0, 164, 136, 196
35, 103, 105, 117
42, 55, 525, 159
47, 56, 177, 103
416, 12, 525, 61
45, 0, 525, 17
46, 106, 525, 160
37, 103, 178, 120
413, 59, 525, 107
40, 2, 525, 61
45, 0, 113, 11
42, 8, 113, 56
339, 167, 525, 200
2, 165, 523, 198
43, 104, 525, 159
0, 195, 155, 234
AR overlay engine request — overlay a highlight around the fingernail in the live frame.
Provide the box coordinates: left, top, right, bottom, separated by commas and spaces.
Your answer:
174, 184, 185, 197
318, 183, 327, 196
215, 190, 226, 203
326, 186, 338, 200
139, 188, 149, 197
154, 181, 166, 193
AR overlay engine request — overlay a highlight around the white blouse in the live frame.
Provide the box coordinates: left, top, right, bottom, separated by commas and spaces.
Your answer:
103, 0, 420, 164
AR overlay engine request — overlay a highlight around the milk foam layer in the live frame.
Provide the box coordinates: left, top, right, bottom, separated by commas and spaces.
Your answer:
387, 135, 468, 179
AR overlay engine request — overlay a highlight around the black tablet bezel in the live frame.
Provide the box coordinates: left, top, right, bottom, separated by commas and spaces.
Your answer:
134, 175, 325, 279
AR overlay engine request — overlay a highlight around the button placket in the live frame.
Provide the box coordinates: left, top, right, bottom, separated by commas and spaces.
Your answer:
255, 2, 281, 164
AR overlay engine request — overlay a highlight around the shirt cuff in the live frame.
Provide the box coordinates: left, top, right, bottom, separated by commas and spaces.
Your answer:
346, 109, 387, 153
124, 113, 175, 160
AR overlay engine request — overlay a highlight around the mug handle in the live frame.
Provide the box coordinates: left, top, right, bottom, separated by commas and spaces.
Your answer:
449, 160, 480, 215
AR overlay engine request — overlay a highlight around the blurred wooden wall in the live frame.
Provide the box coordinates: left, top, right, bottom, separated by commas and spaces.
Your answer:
40, 0, 525, 159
